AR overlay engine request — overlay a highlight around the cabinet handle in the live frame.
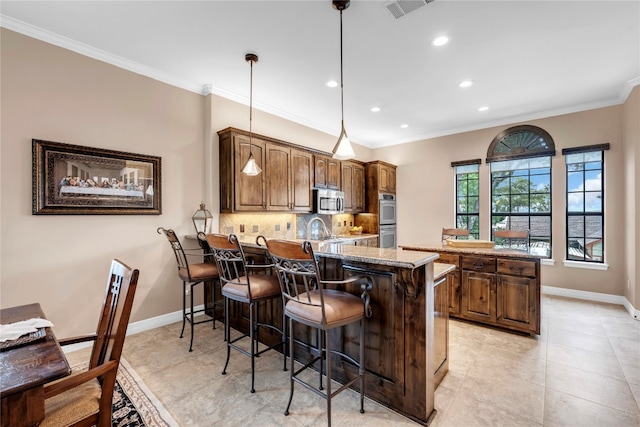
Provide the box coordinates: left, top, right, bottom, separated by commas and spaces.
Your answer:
473, 262, 485, 270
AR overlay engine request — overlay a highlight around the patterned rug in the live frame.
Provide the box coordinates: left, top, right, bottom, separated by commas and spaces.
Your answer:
74, 359, 179, 427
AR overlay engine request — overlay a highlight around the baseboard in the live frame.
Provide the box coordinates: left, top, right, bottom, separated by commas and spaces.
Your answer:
63, 304, 206, 354
542, 286, 639, 321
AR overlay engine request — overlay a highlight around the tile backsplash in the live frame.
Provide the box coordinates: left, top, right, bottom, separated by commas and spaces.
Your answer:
219, 212, 357, 240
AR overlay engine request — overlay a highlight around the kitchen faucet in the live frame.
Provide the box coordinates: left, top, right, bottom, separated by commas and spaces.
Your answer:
307, 217, 331, 240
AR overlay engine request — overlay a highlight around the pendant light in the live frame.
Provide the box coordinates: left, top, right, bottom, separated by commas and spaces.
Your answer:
331, 0, 356, 161
242, 53, 262, 176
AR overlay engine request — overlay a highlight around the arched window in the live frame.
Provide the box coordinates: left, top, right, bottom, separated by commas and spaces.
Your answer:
487, 125, 555, 256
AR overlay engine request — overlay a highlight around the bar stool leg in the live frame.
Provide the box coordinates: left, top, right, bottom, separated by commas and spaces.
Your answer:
189, 282, 195, 352
326, 329, 332, 427
359, 317, 365, 413
180, 281, 187, 339
222, 297, 231, 375
282, 306, 287, 372
250, 301, 256, 393
284, 317, 294, 416
318, 329, 324, 391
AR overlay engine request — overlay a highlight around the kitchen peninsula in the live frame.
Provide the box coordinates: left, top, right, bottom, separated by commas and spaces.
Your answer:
232, 238, 451, 426
401, 242, 542, 335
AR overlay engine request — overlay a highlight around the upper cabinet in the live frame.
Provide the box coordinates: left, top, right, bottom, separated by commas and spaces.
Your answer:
314, 154, 341, 190
342, 160, 365, 213
219, 128, 313, 213
364, 160, 397, 213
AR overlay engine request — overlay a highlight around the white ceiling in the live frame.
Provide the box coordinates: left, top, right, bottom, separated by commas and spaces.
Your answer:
2, 1, 639, 148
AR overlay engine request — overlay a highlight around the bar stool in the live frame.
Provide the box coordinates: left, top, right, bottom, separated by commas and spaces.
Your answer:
265, 239, 372, 427
494, 229, 530, 250
157, 227, 220, 352
442, 227, 470, 243
205, 233, 286, 393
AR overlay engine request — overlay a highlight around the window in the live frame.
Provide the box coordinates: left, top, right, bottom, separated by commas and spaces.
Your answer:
563, 144, 609, 263
453, 161, 480, 239
487, 125, 556, 256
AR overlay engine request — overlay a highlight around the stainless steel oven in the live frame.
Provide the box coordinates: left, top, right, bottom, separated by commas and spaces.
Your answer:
379, 225, 397, 249
379, 193, 396, 225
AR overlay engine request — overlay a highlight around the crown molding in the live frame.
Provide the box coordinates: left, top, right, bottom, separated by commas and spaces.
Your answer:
1, 14, 203, 95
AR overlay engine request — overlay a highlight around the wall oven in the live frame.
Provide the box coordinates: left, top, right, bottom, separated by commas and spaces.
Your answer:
379, 194, 396, 225
313, 189, 345, 215
379, 225, 397, 249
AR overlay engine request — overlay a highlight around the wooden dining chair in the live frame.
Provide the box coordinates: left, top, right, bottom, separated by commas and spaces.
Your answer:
442, 227, 470, 242
157, 227, 220, 351
265, 239, 373, 427
41, 259, 139, 427
494, 229, 530, 250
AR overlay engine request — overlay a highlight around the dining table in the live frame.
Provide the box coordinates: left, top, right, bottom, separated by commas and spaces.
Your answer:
0, 303, 71, 427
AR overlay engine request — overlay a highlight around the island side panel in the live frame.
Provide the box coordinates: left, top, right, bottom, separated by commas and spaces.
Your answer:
322, 257, 436, 425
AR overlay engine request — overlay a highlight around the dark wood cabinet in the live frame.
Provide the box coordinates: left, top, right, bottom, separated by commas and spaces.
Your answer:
365, 160, 397, 213
414, 246, 541, 335
314, 154, 340, 189
219, 127, 313, 213
341, 160, 365, 213
265, 144, 313, 212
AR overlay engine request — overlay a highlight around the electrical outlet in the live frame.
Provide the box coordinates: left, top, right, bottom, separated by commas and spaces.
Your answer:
253, 225, 259, 233
275, 224, 281, 231
287, 222, 291, 230
240, 224, 245, 233
628, 279, 631, 290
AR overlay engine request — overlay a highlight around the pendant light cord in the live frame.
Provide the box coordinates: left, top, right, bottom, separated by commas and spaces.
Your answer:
340, 9, 345, 128
249, 57, 254, 155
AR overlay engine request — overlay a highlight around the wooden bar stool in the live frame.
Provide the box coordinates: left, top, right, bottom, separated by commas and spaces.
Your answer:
494, 229, 530, 250
265, 239, 372, 427
442, 227, 470, 243
205, 233, 286, 393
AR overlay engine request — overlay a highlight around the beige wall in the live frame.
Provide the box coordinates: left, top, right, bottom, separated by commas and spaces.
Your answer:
376, 105, 631, 298
1, 29, 637, 340
622, 86, 639, 308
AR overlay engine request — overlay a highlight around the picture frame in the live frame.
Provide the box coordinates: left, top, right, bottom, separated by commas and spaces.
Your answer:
32, 139, 162, 215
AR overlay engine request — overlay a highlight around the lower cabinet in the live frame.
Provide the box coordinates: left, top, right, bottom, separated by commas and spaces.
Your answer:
437, 251, 540, 335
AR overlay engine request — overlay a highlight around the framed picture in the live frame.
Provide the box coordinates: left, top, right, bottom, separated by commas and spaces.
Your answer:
32, 139, 162, 215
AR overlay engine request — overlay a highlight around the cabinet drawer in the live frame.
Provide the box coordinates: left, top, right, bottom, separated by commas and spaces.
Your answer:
497, 259, 537, 277
461, 256, 496, 273
437, 253, 460, 267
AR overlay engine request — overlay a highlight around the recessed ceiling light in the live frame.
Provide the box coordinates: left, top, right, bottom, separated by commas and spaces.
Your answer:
432, 36, 449, 47
478, 106, 489, 112
370, 107, 381, 112
400, 124, 409, 129
459, 80, 474, 88
326, 80, 338, 88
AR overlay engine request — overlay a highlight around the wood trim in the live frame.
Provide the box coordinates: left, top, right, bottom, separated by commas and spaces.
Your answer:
561, 143, 611, 155
451, 159, 482, 167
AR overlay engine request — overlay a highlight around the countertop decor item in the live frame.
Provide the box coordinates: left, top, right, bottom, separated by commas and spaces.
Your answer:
241, 53, 262, 176
191, 202, 212, 234
331, 0, 356, 161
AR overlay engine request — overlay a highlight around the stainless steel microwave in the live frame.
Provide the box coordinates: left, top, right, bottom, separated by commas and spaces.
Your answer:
313, 189, 345, 214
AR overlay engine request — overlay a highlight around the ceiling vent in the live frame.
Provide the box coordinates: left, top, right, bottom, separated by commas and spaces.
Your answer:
383, 0, 434, 19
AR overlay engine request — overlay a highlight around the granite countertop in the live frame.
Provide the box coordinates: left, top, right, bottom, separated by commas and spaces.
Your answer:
316, 245, 439, 269
434, 263, 455, 280
400, 241, 543, 259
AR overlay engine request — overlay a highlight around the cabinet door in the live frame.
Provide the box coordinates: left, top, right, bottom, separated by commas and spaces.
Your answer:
234, 136, 266, 211
265, 143, 291, 211
291, 149, 313, 212
353, 163, 365, 212
433, 275, 449, 387
314, 155, 329, 188
327, 158, 341, 189
496, 274, 538, 333
461, 271, 496, 322
341, 162, 354, 211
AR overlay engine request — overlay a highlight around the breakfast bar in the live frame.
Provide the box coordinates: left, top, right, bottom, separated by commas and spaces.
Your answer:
227, 238, 448, 425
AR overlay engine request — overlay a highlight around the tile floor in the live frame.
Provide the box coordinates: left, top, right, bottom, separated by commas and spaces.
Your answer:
77, 295, 640, 426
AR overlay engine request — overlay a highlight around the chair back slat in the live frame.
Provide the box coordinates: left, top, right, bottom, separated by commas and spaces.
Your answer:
494, 229, 530, 250
205, 234, 253, 298
89, 259, 139, 371
442, 227, 470, 242
266, 240, 325, 316
157, 227, 192, 280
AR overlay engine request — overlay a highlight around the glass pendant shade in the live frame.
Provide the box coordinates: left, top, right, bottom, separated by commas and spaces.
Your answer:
331, 1, 356, 161
241, 152, 262, 176
192, 202, 212, 234
332, 123, 355, 160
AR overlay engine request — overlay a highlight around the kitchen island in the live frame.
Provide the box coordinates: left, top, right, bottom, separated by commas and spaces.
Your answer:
400, 242, 542, 335
225, 237, 448, 426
